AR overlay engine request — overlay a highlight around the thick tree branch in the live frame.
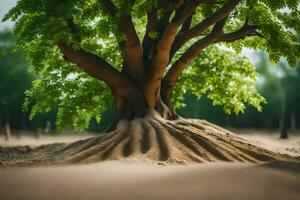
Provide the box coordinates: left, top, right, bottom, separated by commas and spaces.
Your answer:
170, 0, 241, 59
162, 18, 227, 98
120, 13, 145, 82
57, 42, 137, 98
102, 0, 144, 82
63, 11, 142, 96
149, 0, 202, 81
142, 9, 159, 66
146, 10, 173, 61
144, 1, 185, 65
142, 1, 203, 107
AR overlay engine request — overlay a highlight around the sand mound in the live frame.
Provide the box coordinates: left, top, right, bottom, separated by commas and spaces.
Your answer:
0, 114, 299, 166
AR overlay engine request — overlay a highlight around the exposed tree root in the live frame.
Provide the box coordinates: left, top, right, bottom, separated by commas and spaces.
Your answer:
0, 112, 299, 167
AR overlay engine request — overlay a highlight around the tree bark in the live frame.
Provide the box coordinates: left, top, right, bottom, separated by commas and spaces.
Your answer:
280, 116, 288, 139
280, 78, 288, 139
4, 118, 11, 141
113, 90, 176, 119
291, 112, 296, 133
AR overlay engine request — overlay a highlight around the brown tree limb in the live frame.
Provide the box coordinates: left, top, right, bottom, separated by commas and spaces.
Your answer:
63, 16, 143, 98
143, 1, 207, 71
145, 1, 185, 64
142, 9, 159, 67
170, 0, 241, 59
180, 11, 194, 33
149, 0, 202, 81
162, 18, 227, 99
57, 42, 137, 98
146, 10, 173, 61
143, 1, 202, 107
217, 25, 263, 42
102, 0, 144, 82
120, 13, 145, 82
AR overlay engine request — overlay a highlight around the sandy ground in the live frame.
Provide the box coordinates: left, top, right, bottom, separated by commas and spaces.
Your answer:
1, 129, 300, 155
0, 161, 299, 200
0, 131, 95, 147
0, 129, 300, 200
234, 129, 300, 156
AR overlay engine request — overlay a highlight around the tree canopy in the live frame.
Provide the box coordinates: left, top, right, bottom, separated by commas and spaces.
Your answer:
3, 0, 299, 130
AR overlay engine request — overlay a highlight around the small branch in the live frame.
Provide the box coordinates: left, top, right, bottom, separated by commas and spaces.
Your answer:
158, 0, 184, 11
216, 25, 263, 42
170, 0, 241, 59
66, 18, 81, 42
101, 0, 117, 15
180, 11, 194, 33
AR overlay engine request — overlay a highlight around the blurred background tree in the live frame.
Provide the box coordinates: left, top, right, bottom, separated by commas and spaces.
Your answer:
255, 52, 300, 138
0, 30, 57, 139
0, 30, 32, 140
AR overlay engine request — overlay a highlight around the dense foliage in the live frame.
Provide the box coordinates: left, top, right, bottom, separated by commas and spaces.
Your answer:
179, 52, 300, 130
2, 0, 299, 130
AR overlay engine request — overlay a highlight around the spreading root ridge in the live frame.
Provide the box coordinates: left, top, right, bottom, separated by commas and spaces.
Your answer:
0, 115, 299, 166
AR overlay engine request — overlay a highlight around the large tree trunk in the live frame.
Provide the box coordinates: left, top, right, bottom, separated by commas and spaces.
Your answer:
111, 85, 177, 124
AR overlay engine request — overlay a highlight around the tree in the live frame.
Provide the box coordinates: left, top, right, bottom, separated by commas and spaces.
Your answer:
2, 0, 299, 164
255, 52, 300, 138
0, 30, 32, 140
